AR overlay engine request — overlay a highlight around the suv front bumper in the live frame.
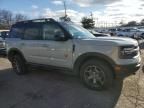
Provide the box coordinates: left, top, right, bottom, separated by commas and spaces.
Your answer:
114, 62, 141, 78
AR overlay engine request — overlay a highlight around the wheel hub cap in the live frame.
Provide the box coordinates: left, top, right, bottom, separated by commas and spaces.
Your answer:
84, 65, 105, 87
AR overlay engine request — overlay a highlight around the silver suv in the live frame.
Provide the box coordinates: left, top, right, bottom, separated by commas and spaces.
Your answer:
6, 19, 141, 90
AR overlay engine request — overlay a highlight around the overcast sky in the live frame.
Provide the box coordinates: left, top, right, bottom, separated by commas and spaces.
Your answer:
1, 0, 144, 24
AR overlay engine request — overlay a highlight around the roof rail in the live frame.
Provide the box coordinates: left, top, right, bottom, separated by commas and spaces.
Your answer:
16, 18, 55, 24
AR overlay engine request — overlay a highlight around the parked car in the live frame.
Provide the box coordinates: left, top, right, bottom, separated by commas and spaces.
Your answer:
108, 28, 117, 36
0, 37, 6, 55
0, 30, 9, 55
6, 18, 141, 90
0, 30, 9, 39
89, 30, 111, 37
116, 28, 144, 39
137, 29, 144, 39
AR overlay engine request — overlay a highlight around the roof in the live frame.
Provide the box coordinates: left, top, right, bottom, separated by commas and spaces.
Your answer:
15, 18, 55, 24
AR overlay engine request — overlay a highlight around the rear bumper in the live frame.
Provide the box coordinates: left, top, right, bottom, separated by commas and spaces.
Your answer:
114, 62, 141, 78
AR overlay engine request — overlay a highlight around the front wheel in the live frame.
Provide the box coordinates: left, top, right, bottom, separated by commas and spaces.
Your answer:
11, 55, 28, 75
80, 59, 113, 90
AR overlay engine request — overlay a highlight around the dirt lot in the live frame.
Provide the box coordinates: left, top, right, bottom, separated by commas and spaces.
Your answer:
0, 44, 144, 108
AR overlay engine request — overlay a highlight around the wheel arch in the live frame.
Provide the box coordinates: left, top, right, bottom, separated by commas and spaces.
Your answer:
8, 48, 26, 62
73, 52, 116, 77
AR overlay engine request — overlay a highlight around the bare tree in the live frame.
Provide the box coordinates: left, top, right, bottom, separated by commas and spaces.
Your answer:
14, 13, 27, 22
0, 9, 13, 29
0, 9, 28, 29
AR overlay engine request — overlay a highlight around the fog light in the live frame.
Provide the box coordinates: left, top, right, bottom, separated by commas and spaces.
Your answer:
115, 66, 121, 72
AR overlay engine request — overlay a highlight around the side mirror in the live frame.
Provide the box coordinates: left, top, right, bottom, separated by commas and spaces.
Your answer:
54, 31, 66, 41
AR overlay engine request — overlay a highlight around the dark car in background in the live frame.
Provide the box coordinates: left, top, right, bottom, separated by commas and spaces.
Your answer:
88, 29, 111, 37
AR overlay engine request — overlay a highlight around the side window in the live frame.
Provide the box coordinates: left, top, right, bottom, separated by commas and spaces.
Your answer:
24, 23, 42, 40
10, 27, 24, 38
43, 23, 63, 40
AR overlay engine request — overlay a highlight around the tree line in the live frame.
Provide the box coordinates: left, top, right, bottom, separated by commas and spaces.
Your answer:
120, 19, 144, 27
0, 9, 27, 29
1, 8, 144, 30
81, 17, 144, 29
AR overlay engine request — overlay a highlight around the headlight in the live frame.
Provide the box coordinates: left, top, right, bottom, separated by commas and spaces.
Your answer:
119, 45, 138, 59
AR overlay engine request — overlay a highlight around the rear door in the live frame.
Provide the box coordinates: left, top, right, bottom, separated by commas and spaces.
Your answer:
20, 22, 52, 64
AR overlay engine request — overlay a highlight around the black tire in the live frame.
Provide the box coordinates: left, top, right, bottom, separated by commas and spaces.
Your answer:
80, 59, 113, 90
11, 54, 28, 75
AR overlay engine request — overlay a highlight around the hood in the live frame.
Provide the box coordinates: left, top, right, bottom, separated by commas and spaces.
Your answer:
78, 37, 138, 46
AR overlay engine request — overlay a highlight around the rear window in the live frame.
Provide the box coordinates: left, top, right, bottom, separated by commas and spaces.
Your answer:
10, 24, 24, 38
23, 23, 42, 40
10, 27, 24, 38
10, 22, 42, 40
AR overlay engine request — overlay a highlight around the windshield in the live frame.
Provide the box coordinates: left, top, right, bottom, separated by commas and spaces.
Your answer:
60, 22, 95, 39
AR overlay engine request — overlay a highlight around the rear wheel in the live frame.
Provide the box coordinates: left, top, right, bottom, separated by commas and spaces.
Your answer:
11, 54, 28, 75
80, 59, 113, 90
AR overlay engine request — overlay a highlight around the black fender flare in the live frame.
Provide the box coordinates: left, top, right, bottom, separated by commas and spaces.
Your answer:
73, 52, 116, 76
7, 48, 26, 62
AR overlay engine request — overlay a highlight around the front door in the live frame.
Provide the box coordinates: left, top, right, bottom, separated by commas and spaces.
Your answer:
41, 22, 73, 68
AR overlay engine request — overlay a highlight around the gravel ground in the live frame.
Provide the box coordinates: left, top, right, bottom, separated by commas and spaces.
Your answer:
0, 48, 144, 108
115, 50, 144, 108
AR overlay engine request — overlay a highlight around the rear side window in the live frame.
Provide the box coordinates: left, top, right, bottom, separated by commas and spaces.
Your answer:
10, 27, 24, 38
23, 23, 42, 40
